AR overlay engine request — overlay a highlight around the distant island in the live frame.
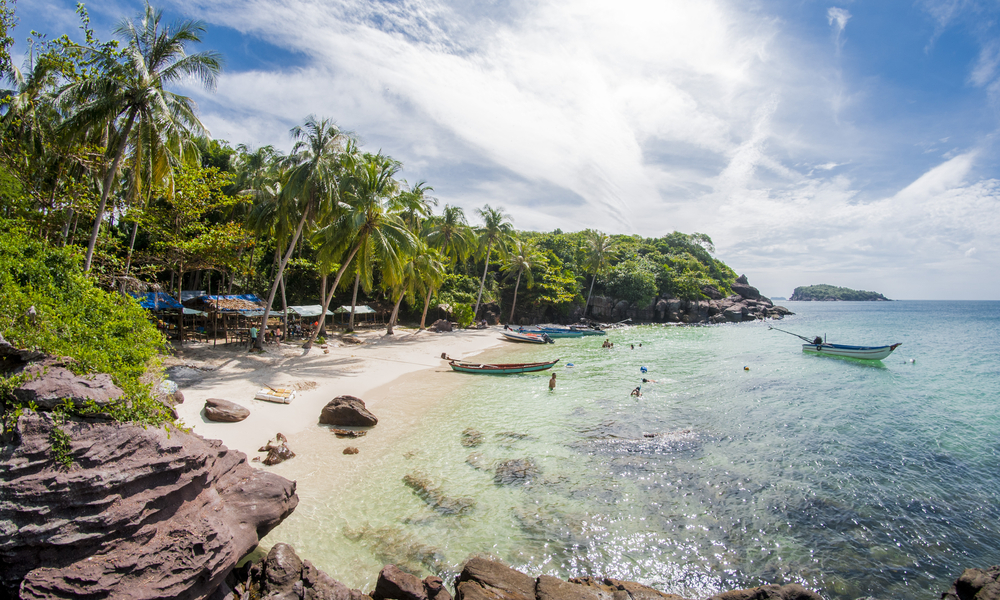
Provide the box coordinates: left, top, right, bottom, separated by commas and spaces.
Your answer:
790, 284, 891, 301
770, 296, 787, 301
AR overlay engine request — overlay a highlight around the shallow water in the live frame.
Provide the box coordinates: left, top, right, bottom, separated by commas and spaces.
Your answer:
262, 301, 1000, 599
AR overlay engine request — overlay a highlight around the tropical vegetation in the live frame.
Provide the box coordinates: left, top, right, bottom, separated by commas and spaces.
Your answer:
0, 3, 743, 426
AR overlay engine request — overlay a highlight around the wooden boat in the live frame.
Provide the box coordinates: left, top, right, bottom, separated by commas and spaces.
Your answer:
449, 358, 560, 374
802, 342, 902, 360
500, 330, 554, 344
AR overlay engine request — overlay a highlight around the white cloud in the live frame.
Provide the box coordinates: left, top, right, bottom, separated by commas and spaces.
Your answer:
827, 7, 851, 56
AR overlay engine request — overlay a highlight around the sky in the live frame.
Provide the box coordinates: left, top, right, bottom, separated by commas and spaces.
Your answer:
11, 0, 1000, 299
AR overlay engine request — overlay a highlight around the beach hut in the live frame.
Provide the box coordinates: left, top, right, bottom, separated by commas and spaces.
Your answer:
288, 305, 328, 338
333, 305, 378, 328
183, 294, 268, 344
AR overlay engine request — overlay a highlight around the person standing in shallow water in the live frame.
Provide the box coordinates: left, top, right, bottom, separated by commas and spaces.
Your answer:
549, 373, 557, 390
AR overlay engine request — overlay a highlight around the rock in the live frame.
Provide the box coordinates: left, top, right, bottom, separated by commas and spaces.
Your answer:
1, 410, 298, 599
432, 319, 452, 332
461, 427, 484, 447
373, 564, 427, 600
731, 274, 763, 301
707, 584, 823, 600
701, 284, 723, 300
12, 359, 124, 411
344, 446, 359, 455
320, 395, 378, 427
723, 306, 744, 323
204, 398, 250, 422
233, 544, 371, 600
262, 433, 296, 465
942, 566, 1000, 600
403, 471, 476, 515
455, 557, 536, 600
332, 428, 367, 438
494, 458, 539, 485
571, 576, 687, 600
537, 574, 612, 600
424, 576, 452, 600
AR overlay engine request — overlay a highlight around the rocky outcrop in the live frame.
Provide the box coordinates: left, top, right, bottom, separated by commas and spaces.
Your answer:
320, 395, 378, 427
204, 397, 250, 422
706, 584, 822, 600
942, 565, 1000, 600
0, 410, 298, 599
0, 338, 125, 411
228, 543, 372, 600
432, 319, 453, 332
260, 432, 296, 466
372, 565, 452, 600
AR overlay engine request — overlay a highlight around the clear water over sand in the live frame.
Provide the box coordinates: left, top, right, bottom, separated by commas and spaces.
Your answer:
262, 301, 1000, 599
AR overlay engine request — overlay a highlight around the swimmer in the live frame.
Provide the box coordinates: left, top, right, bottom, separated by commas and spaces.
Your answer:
642, 378, 657, 383
630, 344, 634, 350
549, 373, 557, 390
630, 386, 642, 398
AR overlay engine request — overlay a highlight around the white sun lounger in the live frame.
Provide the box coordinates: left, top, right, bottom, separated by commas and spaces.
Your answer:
254, 387, 296, 404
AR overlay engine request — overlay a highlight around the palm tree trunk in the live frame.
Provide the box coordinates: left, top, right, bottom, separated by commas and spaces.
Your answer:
124, 219, 140, 274
508, 270, 522, 324
85, 109, 137, 272
349, 272, 360, 331
254, 208, 309, 350
61, 207, 74, 246
420, 287, 433, 330
585, 273, 597, 318
387, 290, 404, 335
304, 243, 362, 349
280, 273, 288, 342
316, 273, 327, 337
176, 262, 185, 344
473, 241, 492, 318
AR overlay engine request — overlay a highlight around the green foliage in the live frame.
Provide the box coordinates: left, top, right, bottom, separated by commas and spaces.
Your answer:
605, 256, 658, 305
790, 284, 889, 301
48, 412, 73, 469
452, 303, 474, 328
0, 221, 168, 424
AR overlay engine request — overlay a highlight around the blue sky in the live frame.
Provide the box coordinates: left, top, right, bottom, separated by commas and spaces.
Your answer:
12, 0, 1000, 299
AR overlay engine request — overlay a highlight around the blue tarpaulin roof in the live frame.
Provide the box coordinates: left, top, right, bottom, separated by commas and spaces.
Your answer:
198, 294, 265, 303
132, 293, 183, 311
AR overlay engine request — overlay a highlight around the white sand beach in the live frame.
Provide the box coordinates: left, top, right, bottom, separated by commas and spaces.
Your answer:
168, 327, 507, 461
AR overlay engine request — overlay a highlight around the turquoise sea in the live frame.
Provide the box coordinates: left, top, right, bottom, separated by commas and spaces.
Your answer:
266, 301, 1000, 600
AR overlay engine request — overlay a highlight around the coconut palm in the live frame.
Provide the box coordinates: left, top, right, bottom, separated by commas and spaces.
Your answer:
416, 247, 447, 330
396, 181, 436, 233
502, 239, 538, 324
582, 230, 615, 318
426, 204, 473, 266
472, 204, 514, 319
57, 3, 222, 271
252, 116, 347, 350
305, 151, 415, 346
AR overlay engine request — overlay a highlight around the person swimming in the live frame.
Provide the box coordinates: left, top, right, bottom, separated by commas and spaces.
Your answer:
630, 386, 642, 398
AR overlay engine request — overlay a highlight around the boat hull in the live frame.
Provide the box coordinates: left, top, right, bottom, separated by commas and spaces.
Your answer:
802, 342, 901, 360
501, 331, 552, 344
570, 327, 606, 336
449, 359, 559, 374
521, 328, 584, 338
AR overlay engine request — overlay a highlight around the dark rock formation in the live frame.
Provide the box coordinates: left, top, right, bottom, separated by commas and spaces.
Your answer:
0, 410, 298, 599
707, 584, 822, 600
432, 319, 453, 332
942, 566, 1000, 600
571, 576, 687, 600
230, 543, 371, 600
455, 557, 536, 600
320, 395, 378, 427
260, 432, 296, 465
204, 397, 250, 422
333, 428, 367, 438
403, 471, 476, 515
372, 565, 452, 600
0, 346, 125, 411
344, 446, 359, 455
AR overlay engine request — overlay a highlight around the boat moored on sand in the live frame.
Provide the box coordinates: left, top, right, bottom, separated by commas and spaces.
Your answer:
500, 330, 554, 344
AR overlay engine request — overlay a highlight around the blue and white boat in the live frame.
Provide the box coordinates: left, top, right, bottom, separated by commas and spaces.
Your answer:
802, 342, 902, 360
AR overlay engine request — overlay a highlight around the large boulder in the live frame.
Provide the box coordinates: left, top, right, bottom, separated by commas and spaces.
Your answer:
707, 584, 822, 600
942, 566, 1000, 600
319, 395, 378, 427
432, 319, 452, 332
204, 397, 250, 422
455, 557, 536, 600
0, 411, 298, 599
731, 274, 763, 301
10, 359, 124, 411
235, 543, 371, 600
372, 565, 428, 600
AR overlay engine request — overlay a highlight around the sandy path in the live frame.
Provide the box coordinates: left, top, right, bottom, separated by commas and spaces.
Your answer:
169, 327, 506, 457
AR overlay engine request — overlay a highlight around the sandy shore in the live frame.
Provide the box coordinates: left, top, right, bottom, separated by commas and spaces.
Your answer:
168, 326, 507, 458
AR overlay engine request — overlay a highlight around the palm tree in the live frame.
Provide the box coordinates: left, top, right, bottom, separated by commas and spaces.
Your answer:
305, 151, 415, 347
397, 181, 436, 233
416, 247, 446, 330
57, 3, 222, 271
426, 204, 473, 266
502, 239, 538, 324
253, 116, 347, 350
472, 204, 514, 319
582, 230, 615, 318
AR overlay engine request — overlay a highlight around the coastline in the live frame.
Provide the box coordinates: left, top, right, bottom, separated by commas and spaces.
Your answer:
171, 326, 510, 458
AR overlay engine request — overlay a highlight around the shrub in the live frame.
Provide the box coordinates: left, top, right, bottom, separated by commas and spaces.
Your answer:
452, 303, 474, 328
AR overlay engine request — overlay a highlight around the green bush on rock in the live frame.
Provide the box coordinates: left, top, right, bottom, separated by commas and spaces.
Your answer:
0, 222, 170, 426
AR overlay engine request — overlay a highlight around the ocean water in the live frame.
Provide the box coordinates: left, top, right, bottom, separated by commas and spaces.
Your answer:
264, 301, 1000, 600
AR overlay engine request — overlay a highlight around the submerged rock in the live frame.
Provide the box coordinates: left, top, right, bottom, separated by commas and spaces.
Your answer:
232, 543, 371, 600
494, 458, 539, 485
461, 427, 484, 447
403, 470, 476, 515
261, 432, 296, 465
344, 446, 360, 455
333, 428, 367, 438
0, 411, 298, 599
320, 395, 378, 427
